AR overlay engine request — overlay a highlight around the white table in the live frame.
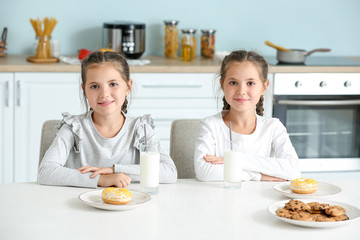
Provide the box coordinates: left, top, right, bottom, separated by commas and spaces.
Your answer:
1, 179, 359, 240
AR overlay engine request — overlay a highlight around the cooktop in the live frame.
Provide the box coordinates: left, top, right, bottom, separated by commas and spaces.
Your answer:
266, 56, 360, 66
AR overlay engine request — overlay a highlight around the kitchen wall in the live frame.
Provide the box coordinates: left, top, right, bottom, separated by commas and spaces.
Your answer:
2, 0, 360, 56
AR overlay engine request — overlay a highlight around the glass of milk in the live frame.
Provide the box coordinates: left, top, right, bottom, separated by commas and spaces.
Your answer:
224, 139, 244, 189
140, 143, 160, 194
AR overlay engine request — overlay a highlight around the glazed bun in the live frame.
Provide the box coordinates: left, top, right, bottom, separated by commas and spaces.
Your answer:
101, 187, 132, 205
290, 178, 318, 194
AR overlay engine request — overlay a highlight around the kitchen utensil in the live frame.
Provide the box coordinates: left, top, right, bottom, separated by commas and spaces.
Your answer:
144, 124, 147, 151
0, 27, 8, 56
215, 51, 230, 62
265, 40, 331, 63
268, 199, 360, 228
277, 48, 331, 63
229, 121, 233, 150
273, 181, 342, 199
79, 190, 151, 211
26, 56, 59, 63
102, 21, 145, 59
264, 40, 291, 52
1, 27, 7, 42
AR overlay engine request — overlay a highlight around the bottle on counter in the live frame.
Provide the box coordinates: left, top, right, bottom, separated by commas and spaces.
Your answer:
201, 29, 216, 59
181, 29, 197, 61
164, 20, 179, 58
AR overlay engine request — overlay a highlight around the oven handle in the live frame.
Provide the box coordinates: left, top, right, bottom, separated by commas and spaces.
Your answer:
278, 99, 360, 106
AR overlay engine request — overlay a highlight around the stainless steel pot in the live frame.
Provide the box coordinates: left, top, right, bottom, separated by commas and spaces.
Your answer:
276, 48, 331, 63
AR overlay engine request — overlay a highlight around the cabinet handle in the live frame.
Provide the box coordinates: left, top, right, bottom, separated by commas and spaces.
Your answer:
142, 84, 202, 88
6, 81, 12, 107
17, 80, 22, 107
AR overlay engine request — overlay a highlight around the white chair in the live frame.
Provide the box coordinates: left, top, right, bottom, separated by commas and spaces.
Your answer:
169, 119, 201, 179
39, 120, 59, 165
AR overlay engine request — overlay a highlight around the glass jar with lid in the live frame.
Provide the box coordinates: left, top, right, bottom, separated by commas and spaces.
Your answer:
181, 29, 196, 61
201, 29, 216, 58
164, 20, 179, 58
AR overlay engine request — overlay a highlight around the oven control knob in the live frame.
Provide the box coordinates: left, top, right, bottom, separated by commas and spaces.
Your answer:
344, 81, 351, 87
294, 81, 302, 88
319, 81, 327, 87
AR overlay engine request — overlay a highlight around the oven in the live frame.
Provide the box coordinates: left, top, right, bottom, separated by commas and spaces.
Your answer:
272, 73, 360, 172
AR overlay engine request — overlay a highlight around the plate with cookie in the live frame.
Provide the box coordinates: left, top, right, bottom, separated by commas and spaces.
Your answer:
268, 199, 360, 228
273, 178, 342, 199
79, 187, 151, 211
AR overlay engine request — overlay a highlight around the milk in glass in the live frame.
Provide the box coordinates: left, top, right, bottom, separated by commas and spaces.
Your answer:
140, 143, 160, 194
224, 139, 244, 189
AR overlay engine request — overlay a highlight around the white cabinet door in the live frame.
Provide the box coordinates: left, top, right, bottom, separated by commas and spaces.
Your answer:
0, 73, 14, 183
13, 73, 84, 182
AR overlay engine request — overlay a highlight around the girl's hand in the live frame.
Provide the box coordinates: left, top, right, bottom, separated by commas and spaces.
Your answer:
203, 154, 224, 164
98, 173, 132, 187
78, 166, 114, 178
261, 173, 287, 182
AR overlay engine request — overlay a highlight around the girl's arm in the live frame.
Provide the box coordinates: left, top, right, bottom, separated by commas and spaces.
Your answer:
242, 121, 301, 181
113, 148, 177, 183
194, 120, 257, 182
113, 121, 177, 183
37, 126, 100, 188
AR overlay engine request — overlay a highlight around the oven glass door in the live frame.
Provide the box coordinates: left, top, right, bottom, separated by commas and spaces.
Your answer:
274, 95, 360, 159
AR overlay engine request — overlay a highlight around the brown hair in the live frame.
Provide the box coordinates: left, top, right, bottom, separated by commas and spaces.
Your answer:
219, 50, 268, 116
80, 51, 131, 115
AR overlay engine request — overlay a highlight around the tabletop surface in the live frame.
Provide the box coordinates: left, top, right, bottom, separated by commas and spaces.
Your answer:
0, 179, 359, 240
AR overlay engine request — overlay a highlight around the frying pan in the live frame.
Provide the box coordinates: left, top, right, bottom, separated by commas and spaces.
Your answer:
265, 41, 331, 64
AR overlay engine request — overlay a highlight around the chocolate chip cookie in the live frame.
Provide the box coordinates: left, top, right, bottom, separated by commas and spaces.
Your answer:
284, 200, 311, 212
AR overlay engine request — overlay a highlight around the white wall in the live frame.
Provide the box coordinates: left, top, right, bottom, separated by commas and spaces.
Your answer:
1, 0, 360, 56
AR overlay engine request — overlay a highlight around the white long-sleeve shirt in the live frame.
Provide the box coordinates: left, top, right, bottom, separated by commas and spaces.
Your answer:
38, 111, 177, 188
194, 111, 301, 182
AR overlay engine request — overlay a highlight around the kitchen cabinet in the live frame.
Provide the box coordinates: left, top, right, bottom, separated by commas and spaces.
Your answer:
1, 73, 83, 183
129, 73, 219, 150
0, 73, 14, 183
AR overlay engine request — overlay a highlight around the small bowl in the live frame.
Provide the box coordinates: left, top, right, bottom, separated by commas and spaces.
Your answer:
215, 51, 230, 62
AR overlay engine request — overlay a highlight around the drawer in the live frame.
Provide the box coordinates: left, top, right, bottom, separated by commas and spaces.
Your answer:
128, 98, 218, 120
131, 73, 216, 98
129, 108, 217, 120
129, 98, 218, 109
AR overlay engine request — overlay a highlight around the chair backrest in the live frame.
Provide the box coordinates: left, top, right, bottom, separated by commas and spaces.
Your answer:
169, 119, 201, 179
39, 120, 60, 165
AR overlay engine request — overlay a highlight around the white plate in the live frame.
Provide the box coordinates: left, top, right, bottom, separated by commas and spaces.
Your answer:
273, 181, 342, 199
268, 199, 360, 228
79, 190, 151, 211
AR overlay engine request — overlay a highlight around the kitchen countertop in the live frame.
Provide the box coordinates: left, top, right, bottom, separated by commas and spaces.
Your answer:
1, 55, 360, 73
0, 179, 359, 240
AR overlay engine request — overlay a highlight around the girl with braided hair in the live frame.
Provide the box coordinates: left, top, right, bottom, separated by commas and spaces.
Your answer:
194, 50, 300, 182
38, 51, 177, 188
